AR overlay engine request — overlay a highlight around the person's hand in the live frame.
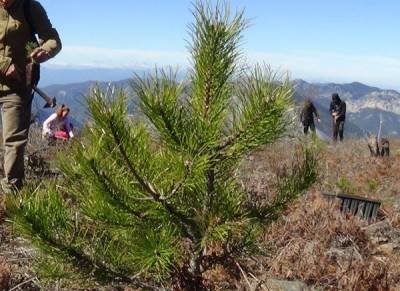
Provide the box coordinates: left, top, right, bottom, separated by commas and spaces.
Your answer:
317, 118, 321, 123
30, 47, 50, 63
5, 63, 22, 82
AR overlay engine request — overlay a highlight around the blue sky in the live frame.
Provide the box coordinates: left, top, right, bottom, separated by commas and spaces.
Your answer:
40, 0, 400, 89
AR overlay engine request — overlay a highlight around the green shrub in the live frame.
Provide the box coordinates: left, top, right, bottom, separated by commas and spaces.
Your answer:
368, 179, 378, 193
337, 177, 356, 194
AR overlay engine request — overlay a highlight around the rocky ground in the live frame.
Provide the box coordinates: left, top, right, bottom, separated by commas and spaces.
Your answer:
0, 137, 399, 290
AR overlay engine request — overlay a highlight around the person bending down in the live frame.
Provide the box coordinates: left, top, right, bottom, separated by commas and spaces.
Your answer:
300, 98, 320, 135
42, 104, 74, 140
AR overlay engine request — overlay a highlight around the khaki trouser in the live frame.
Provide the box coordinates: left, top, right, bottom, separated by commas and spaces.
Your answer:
0, 89, 32, 188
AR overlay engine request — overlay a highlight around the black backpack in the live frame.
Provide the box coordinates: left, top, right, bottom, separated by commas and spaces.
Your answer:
23, 0, 40, 87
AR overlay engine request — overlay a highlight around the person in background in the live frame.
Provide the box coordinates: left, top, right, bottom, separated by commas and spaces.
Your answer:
42, 104, 74, 140
380, 138, 390, 157
0, 0, 61, 193
300, 98, 320, 135
329, 93, 346, 142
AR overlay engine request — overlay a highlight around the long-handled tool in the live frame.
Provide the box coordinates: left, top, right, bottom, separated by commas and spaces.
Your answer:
32, 85, 57, 108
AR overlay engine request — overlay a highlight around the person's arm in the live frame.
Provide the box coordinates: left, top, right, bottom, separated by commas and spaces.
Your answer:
30, 1, 62, 62
64, 117, 74, 138
300, 107, 304, 122
311, 104, 319, 118
0, 56, 12, 75
329, 102, 334, 115
337, 102, 346, 119
329, 101, 339, 121
42, 113, 57, 135
314, 108, 321, 122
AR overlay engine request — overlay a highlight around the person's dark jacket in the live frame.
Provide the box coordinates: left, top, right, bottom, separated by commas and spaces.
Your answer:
329, 96, 346, 122
300, 101, 319, 124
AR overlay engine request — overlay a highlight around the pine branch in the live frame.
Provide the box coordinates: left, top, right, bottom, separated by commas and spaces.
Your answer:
250, 144, 318, 222
107, 119, 201, 241
132, 70, 193, 152
8, 189, 139, 286
159, 108, 181, 145
87, 158, 149, 220
189, 0, 247, 126
218, 66, 293, 160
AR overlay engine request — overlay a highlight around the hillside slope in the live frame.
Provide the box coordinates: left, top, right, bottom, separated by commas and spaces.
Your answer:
239, 138, 400, 290
0, 137, 399, 289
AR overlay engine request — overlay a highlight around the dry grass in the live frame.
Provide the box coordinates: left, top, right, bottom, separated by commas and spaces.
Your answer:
319, 139, 400, 209
236, 138, 400, 291
241, 138, 400, 209
264, 192, 400, 290
0, 198, 9, 291
0, 261, 10, 291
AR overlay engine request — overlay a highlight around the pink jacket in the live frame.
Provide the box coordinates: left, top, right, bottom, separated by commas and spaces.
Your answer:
42, 113, 74, 138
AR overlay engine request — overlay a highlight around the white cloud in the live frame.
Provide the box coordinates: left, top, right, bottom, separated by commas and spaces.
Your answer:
248, 51, 400, 90
45, 46, 189, 69
45, 46, 400, 90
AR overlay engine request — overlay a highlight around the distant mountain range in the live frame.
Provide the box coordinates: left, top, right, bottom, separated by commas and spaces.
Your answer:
33, 79, 131, 127
33, 77, 400, 139
40, 67, 137, 87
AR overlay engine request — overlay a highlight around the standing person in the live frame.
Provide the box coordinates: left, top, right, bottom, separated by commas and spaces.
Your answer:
42, 104, 74, 140
0, 0, 61, 193
300, 98, 320, 135
329, 93, 346, 142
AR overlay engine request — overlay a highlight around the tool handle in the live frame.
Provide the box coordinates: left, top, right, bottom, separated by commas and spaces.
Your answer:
32, 86, 56, 108
33, 86, 50, 101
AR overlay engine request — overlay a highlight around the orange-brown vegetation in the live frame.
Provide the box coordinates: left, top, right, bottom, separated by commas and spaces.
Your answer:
265, 192, 400, 290
239, 139, 400, 290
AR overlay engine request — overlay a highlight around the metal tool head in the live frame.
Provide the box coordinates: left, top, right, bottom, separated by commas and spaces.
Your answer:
43, 96, 57, 108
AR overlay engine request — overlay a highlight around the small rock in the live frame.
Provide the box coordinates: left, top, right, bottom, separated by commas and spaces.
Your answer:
362, 220, 392, 238
325, 247, 363, 267
371, 237, 389, 245
362, 219, 400, 248
377, 243, 399, 255
262, 279, 311, 291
